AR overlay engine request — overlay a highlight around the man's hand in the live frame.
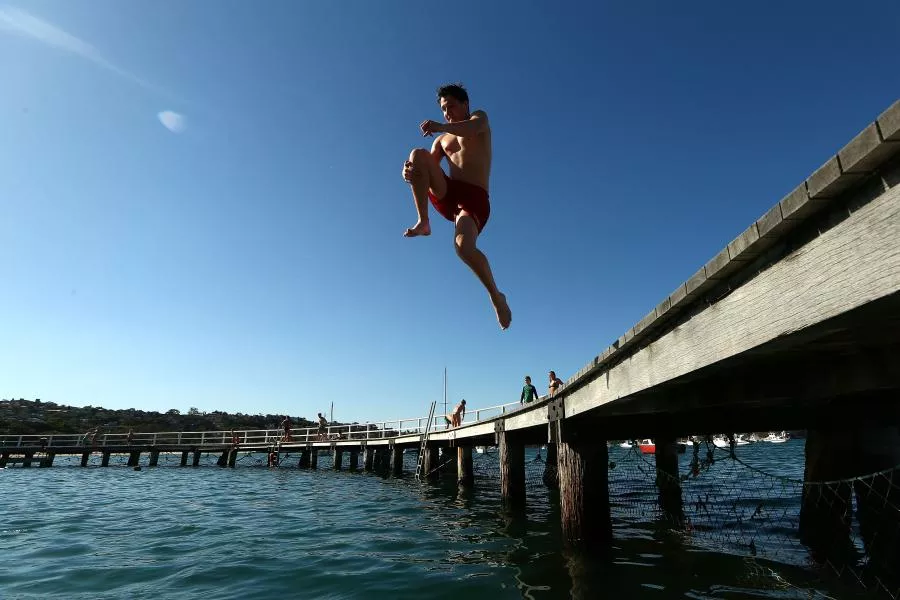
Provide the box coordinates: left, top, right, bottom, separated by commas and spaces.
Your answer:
420, 119, 443, 137
402, 160, 415, 182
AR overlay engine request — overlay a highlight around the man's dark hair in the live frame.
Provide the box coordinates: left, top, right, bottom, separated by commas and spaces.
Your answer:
437, 83, 469, 104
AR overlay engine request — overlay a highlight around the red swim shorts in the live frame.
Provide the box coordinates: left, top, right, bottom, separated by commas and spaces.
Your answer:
428, 174, 491, 233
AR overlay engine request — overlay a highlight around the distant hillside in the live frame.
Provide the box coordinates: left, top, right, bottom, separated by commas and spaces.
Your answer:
0, 398, 317, 435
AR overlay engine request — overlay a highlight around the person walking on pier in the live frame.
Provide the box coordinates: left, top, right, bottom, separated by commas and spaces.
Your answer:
521, 376, 539, 405
280, 416, 293, 442
126, 429, 134, 445
317, 413, 329, 441
548, 371, 564, 397
401, 82, 511, 330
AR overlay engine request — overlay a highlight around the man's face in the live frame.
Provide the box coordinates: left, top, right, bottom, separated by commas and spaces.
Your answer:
525, 377, 531, 384
439, 95, 469, 123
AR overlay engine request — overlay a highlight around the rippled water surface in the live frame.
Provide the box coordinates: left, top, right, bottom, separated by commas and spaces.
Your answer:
0, 441, 869, 599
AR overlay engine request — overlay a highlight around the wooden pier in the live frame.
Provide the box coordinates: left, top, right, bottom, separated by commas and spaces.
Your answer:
3, 99, 900, 591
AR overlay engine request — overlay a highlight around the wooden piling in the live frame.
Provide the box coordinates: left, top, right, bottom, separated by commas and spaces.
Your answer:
192, 449, 201, 467
0, 453, 9, 468
310, 449, 319, 469
457, 446, 473, 488
655, 436, 683, 526
22, 452, 34, 468
364, 447, 374, 471
228, 449, 237, 467
333, 447, 343, 470
799, 429, 855, 562
128, 451, 142, 467
42, 452, 56, 468
349, 449, 359, 472
851, 423, 900, 587
149, 449, 160, 467
391, 446, 404, 477
499, 432, 525, 508
180, 451, 189, 467
423, 446, 439, 480
557, 431, 612, 550
101, 451, 110, 467
216, 451, 228, 467
543, 443, 559, 490
298, 448, 310, 468
80, 452, 90, 467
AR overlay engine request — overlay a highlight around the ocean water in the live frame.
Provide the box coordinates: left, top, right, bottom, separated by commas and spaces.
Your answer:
0, 441, 874, 599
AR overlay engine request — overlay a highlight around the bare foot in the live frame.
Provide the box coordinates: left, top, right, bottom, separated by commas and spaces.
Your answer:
492, 292, 511, 330
403, 222, 431, 237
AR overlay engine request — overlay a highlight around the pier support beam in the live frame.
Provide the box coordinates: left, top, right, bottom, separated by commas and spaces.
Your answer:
216, 451, 228, 467
422, 446, 439, 480
192, 449, 201, 467
457, 446, 473, 488
180, 451, 189, 467
81, 452, 90, 467
298, 448, 310, 468
655, 436, 683, 526
333, 448, 343, 470
349, 449, 359, 472
101, 451, 110, 467
22, 452, 34, 468
364, 447, 374, 471
801, 421, 900, 585
310, 449, 318, 469
557, 427, 612, 550
41, 452, 56, 468
391, 446, 404, 476
499, 431, 526, 508
128, 451, 141, 467
0, 453, 9, 468
543, 443, 559, 490
149, 449, 159, 467
228, 449, 237, 468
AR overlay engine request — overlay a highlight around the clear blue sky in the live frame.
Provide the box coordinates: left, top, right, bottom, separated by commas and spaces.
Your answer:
1, 1, 897, 423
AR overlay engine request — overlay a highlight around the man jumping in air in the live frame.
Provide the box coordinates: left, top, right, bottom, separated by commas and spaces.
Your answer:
402, 83, 512, 330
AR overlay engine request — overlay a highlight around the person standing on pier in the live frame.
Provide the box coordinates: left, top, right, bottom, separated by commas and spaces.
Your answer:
317, 413, 328, 441
548, 371, 564, 396
401, 83, 511, 330
520, 376, 539, 405
280, 416, 293, 442
445, 399, 466, 428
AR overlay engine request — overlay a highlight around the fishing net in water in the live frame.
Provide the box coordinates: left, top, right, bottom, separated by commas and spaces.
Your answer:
468, 438, 900, 599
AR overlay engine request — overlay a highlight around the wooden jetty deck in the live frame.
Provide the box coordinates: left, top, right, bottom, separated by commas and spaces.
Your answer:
3, 99, 899, 586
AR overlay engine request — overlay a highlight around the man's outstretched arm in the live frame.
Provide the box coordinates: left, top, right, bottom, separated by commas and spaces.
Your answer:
422, 110, 489, 138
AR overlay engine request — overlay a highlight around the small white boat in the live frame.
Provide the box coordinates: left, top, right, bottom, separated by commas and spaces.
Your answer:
712, 436, 729, 448
763, 431, 789, 443
619, 441, 632, 449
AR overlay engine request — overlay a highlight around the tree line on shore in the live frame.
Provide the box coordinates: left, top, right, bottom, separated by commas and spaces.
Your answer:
0, 398, 317, 436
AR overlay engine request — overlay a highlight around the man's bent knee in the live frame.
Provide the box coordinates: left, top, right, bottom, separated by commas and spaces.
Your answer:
409, 148, 431, 164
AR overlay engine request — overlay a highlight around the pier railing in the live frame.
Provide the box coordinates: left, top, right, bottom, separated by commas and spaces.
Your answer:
0, 399, 524, 448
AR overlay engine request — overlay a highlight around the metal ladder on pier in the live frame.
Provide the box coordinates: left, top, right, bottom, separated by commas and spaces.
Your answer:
414, 401, 437, 482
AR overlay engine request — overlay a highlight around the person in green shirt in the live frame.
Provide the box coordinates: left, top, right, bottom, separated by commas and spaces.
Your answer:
520, 376, 539, 404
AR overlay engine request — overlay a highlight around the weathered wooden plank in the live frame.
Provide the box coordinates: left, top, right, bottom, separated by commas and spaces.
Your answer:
565, 182, 900, 419
839, 122, 900, 174
727, 223, 761, 260
806, 157, 864, 200
879, 100, 900, 142
505, 405, 548, 432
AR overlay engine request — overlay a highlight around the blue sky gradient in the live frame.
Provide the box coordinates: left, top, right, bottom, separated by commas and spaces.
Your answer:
1, 1, 897, 423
